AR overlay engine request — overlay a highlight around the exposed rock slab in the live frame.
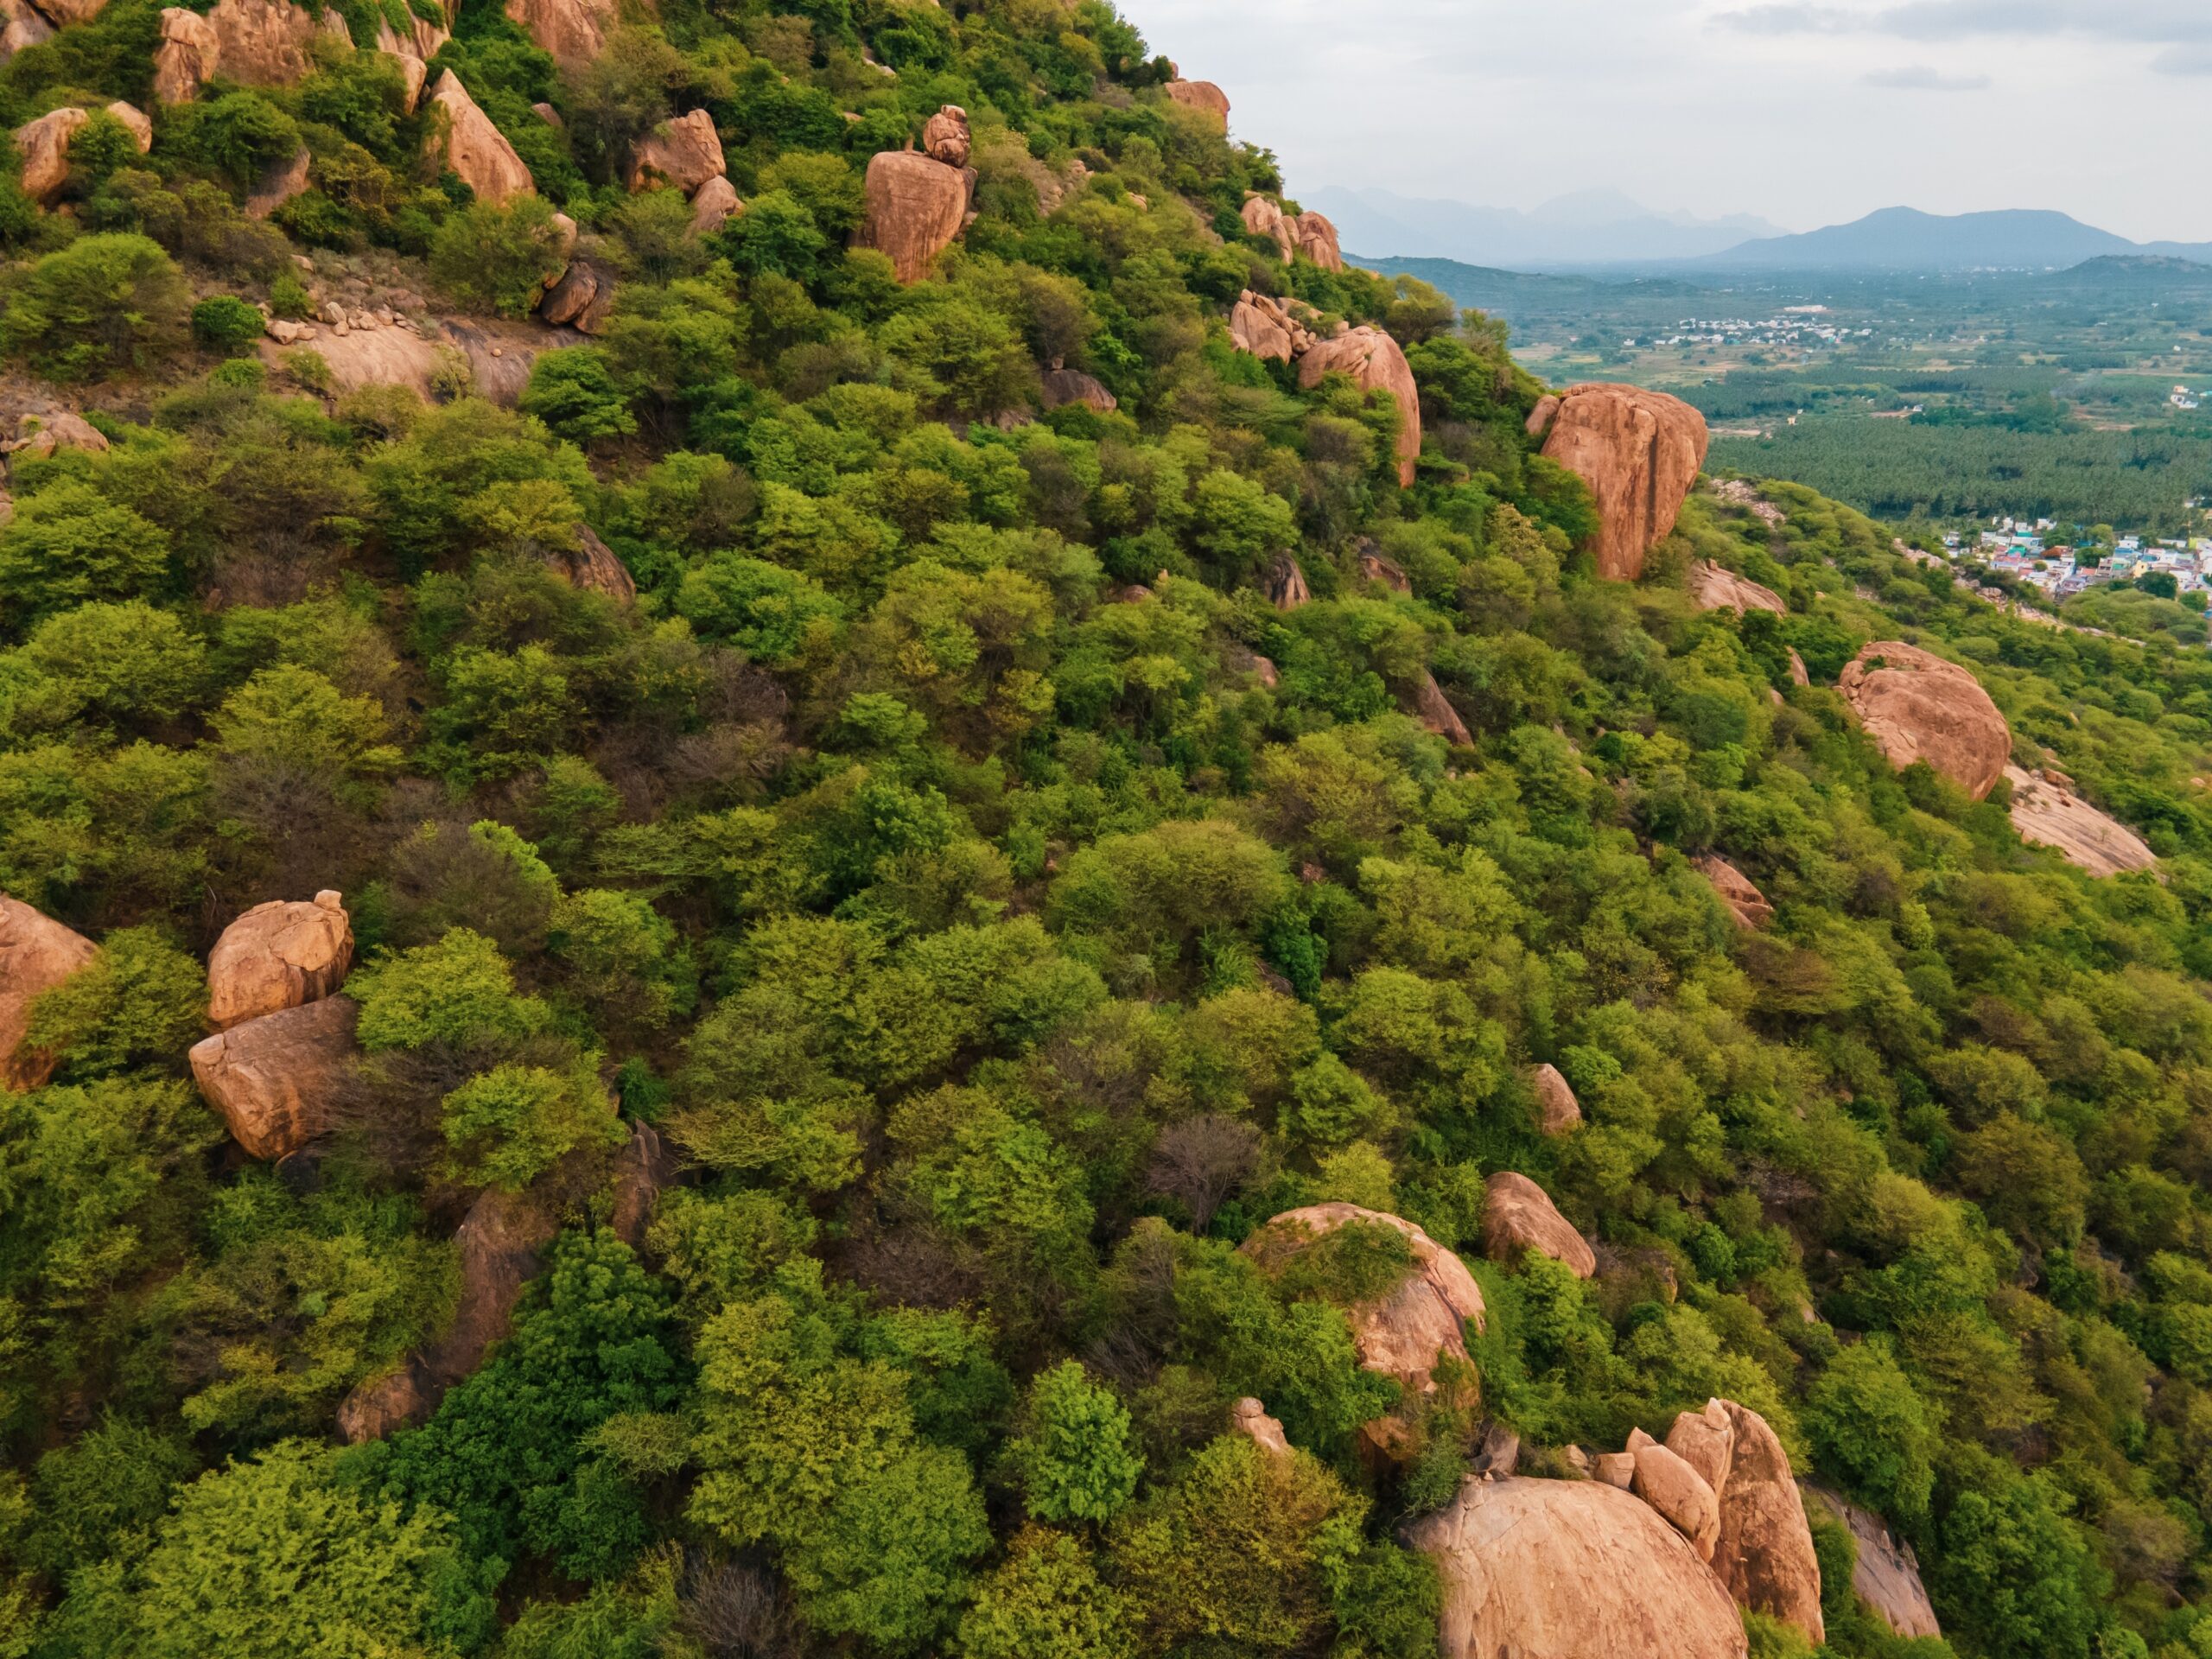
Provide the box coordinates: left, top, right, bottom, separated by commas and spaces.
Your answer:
1713, 1400, 1825, 1647
0, 895, 97, 1090
1241, 1203, 1486, 1402
554, 522, 635, 602
689, 174, 741, 236
1667, 1399, 1736, 1497
1265, 553, 1309, 611
0, 0, 54, 63
2003, 764, 2154, 877
1297, 325, 1421, 486
425, 69, 533, 204
1481, 1171, 1595, 1278
626, 108, 723, 194
244, 144, 311, 219
14, 106, 85, 206
204, 0, 345, 87
1688, 559, 1786, 616
1413, 671, 1471, 746
1529, 1062, 1581, 1135
1541, 383, 1709, 581
1040, 367, 1116, 412
188, 994, 359, 1160
1229, 289, 1310, 363
1632, 1433, 1722, 1560
1802, 1483, 1940, 1640
1695, 854, 1774, 930
207, 891, 353, 1030
1838, 640, 2011, 802
609, 1120, 677, 1246
151, 5, 216, 102
259, 315, 572, 404
538, 258, 613, 332
1411, 1476, 1749, 1659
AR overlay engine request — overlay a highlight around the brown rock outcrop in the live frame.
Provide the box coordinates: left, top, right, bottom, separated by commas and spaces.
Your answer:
244, 144, 312, 219
188, 994, 359, 1160
853, 148, 968, 283
1414, 672, 1471, 746
539, 258, 612, 331
14, 105, 85, 205
1529, 1062, 1581, 1134
2002, 764, 2155, 877
553, 523, 635, 602
689, 173, 741, 236
1241, 1204, 1486, 1402
1525, 393, 1560, 439
1666, 1399, 1736, 1497
1481, 1171, 1596, 1278
921, 103, 970, 167
1541, 383, 1709, 581
0, 895, 97, 1090
1230, 1396, 1291, 1457
1265, 553, 1310, 611
1292, 209, 1342, 271
1297, 326, 1421, 486
627, 107, 723, 194
1632, 1433, 1723, 1560
1713, 1400, 1825, 1646
1837, 640, 2012, 801
5, 409, 109, 466
1412, 1477, 1749, 1659
1694, 854, 1774, 930
151, 5, 216, 102
1162, 78, 1229, 123
1688, 559, 1786, 616
1241, 194, 1295, 263
1802, 1484, 1940, 1640
0, 0, 54, 62
425, 70, 534, 204
204, 0, 343, 86
1039, 367, 1116, 412
503, 0, 613, 67
260, 315, 569, 404
339, 1186, 556, 1440
207, 891, 353, 1030
1229, 289, 1309, 362
610, 1120, 677, 1246
1359, 547, 1411, 592
104, 99, 152, 153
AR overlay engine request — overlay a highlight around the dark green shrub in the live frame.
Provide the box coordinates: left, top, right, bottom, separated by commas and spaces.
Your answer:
191, 294, 266, 356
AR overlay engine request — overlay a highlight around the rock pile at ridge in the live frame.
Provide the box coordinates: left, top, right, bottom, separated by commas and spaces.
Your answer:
2002, 764, 2156, 877
0, 895, 96, 1090
1296, 326, 1422, 487
188, 994, 359, 1160
1240, 1204, 1485, 1428
1410, 1476, 1750, 1659
1537, 383, 1709, 580
1240, 194, 1344, 270
854, 136, 973, 283
1481, 1171, 1595, 1277
1838, 640, 2012, 801
1688, 559, 1787, 616
206, 891, 353, 1029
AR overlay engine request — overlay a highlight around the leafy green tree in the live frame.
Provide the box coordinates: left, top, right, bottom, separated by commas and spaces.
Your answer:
347, 927, 552, 1052
954, 1528, 1133, 1659
439, 1058, 625, 1190
518, 347, 639, 444
430, 197, 573, 319
190, 295, 266, 356
1802, 1338, 1941, 1527
1003, 1362, 1143, 1525
0, 481, 173, 626
21, 926, 206, 1080
48, 1439, 497, 1658
1932, 1477, 2103, 1659
0, 233, 191, 379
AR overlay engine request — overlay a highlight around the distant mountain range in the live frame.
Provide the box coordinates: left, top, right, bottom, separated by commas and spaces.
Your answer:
1301, 186, 1786, 269
1676, 207, 2212, 273
1320, 190, 2212, 274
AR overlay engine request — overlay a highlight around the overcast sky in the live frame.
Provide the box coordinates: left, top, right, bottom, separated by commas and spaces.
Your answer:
1118, 0, 2212, 241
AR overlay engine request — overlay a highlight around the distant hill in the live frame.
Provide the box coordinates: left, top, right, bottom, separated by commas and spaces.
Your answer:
1345, 256, 1708, 320
1303, 185, 1784, 269
1684, 207, 2212, 272
2033, 254, 2212, 288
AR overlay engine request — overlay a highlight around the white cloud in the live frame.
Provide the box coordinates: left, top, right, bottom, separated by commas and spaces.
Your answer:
1862, 63, 1993, 87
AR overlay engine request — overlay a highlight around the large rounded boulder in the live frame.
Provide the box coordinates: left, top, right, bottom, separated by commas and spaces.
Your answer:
1239, 1203, 1485, 1414
207, 891, 353, 1030
1481, 1171, 1595, 1278
1540, 383, 1709, 581
1409, 1475, 1748, 1659
854, 149, 969, 283
1838, 640, 2011, 801
188, 994, 359, 1160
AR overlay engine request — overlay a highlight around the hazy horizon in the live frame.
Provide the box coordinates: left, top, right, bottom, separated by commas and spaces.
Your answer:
1119, 0, 2212, 245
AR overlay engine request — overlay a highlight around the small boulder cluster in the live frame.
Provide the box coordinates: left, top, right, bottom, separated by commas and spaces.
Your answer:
1241, 194, 1344, 271
1228, 291, 1423, 487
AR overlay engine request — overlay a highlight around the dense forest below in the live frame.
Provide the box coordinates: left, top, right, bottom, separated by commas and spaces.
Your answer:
3, 2, 2212, 1658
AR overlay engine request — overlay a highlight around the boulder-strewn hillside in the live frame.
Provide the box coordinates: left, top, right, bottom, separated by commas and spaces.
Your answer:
4, 3, 2212, 1658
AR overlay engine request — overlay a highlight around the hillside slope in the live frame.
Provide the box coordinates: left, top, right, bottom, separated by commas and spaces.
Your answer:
3, 5, 2212, 1659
